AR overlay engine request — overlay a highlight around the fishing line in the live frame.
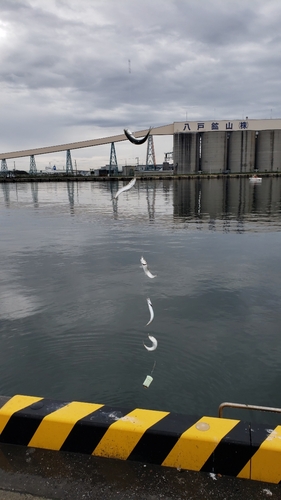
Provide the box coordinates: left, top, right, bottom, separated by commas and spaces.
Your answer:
150, 360, 156, 375
126, 58, 136, 163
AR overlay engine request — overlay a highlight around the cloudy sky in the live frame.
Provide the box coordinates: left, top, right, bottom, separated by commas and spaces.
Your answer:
1, 0, 281, 171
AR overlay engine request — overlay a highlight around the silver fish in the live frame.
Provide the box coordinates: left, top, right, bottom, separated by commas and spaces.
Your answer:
143, 335, 158, 351
146, 297, 154, 326
142, 264, 157, 279
114, 177, 136, 199
124, 128, 151, 145
140, 256, 147, 266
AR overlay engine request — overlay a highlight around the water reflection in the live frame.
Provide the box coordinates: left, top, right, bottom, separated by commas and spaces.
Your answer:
145, 181, 156, 222
173, 178, 281, 230
109, 180, 119, 218
1, 177, 281, 231
1, 178, 281, 423
31, 182, 39, 208
2, 183, 10, 207
67, 181, 75, 214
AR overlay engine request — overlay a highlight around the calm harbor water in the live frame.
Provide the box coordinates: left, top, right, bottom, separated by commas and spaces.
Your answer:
1, 177, 281, 424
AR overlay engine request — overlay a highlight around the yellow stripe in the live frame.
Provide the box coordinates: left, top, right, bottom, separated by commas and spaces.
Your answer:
93, 408, 169, 460
0, 395, 42, 434
28, 401, 104, 450
162, 416, 240, 470
249, 425, 281, 483
236, 460, 251, 479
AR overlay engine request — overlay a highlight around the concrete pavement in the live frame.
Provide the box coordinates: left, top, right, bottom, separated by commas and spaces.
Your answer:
0, 442, 280, 500
0, 494, 53, 500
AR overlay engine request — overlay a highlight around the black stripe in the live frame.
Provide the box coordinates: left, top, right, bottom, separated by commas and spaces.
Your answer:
201, 421, 252, 476
61, 405, 133, 454
250, 423, 276, 451
0, 399, 69, 446
128, 413, 200, 465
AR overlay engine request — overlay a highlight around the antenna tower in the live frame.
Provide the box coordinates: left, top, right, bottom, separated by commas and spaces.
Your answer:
146, 135, 156, 170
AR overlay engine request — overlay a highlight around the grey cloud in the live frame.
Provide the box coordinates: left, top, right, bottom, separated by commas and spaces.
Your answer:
0, 0, 281, 166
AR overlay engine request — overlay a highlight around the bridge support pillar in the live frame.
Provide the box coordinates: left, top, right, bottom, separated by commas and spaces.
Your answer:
109, 143, 118, 175
1, 159, 8, 172
66, 150, 73, 174
146, 135, 156, 170
29, 155, 37, 174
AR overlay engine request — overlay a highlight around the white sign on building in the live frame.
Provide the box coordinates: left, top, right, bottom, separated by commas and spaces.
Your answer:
174, 119, 281, 133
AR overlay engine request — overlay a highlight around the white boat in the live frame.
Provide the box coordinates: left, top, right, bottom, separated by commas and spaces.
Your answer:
249, 175, 262, 183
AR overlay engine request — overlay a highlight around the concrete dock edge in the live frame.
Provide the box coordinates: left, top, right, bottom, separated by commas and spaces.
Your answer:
0, 395, 280, 484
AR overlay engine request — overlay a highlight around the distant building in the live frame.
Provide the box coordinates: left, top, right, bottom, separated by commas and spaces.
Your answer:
122, 165, 135, 176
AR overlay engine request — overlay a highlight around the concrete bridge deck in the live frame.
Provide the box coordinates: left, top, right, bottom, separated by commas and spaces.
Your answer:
0, 125, 173, 160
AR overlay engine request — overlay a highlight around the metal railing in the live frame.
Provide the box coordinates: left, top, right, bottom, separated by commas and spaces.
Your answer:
218, 402, 281, 418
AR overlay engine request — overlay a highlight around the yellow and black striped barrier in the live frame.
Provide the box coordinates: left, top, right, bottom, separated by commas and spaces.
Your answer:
0, 395, 280, 484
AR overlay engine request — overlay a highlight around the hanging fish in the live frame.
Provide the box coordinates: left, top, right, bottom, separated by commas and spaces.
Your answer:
140, 256, 157, 278
113, 177, 136, 199
140, 256, 147, 266
146, 298, 154, 326
142, 264, 157, 279
143, 335, 158, 351
124, 128, 151, 145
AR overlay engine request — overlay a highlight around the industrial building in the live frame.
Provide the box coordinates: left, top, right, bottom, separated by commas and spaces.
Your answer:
173, 119, 281, 174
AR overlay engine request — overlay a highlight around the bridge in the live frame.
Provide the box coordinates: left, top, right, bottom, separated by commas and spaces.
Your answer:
0, 124, 173, 160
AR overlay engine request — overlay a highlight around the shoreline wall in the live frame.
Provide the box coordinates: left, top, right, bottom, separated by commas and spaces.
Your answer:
0, 394, 280, 484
